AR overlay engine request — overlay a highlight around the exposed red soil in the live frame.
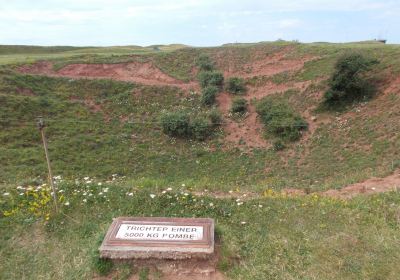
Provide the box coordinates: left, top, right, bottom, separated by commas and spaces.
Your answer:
93, 245, 226, 280
223, 49, 315, 78
193, 169, 400, 200
217, 92, 269, 148
295, 106, 332, 167
322, 169, 400, 199
384, 75, 400, 94
218, 80, 312, 149
18, 61, 197, 90
215, 46, 317, 149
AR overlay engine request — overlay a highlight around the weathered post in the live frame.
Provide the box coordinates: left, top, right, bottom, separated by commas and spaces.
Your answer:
37, 116, 58, 212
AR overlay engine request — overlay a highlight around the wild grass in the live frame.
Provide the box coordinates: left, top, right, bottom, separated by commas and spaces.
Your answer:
0, 41, 400, 280
1, 181, 399, 279
1, 41, 400, 191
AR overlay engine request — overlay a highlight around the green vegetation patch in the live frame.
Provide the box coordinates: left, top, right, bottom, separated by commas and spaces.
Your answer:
201, 85, 219, 106
256, 96, 308, 142
323, 52, 379, 109
198, 70, 224, 89
226, 77, 246, 94
161, 110, 216, 141
230, 98, 248, 115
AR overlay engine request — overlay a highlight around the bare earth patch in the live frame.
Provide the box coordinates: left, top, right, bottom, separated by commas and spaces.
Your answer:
217, 92, 268, 148
218, 81, 312, 149
93, 246, 226, 280
322, 169, 400, 198
193, 169, 400, 200
384, 75, 400, 94
224, 48, 315, 78
18, 61, 197, 90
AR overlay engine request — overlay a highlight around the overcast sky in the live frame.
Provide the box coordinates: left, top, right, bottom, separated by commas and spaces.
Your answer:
1, 0, 399, 46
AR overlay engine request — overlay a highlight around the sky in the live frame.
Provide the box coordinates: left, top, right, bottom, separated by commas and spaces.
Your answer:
0, 0, 400, 46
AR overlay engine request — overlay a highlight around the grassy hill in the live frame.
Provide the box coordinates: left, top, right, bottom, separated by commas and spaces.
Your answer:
1, 41, 399, 191
1, 41, 400, 279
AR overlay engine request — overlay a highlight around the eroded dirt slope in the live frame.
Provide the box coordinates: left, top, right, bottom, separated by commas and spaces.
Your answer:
18, 60, 197, 90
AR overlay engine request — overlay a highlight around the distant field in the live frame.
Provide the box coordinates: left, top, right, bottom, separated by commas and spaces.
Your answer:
0, 44, 188, 65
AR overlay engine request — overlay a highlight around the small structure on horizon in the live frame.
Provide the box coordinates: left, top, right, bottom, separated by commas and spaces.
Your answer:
375, 39, 387, 44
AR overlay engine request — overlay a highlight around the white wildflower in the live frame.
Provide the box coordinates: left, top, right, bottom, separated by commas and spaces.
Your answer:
167, 187, 172, 191
82, 199, 87, 203
150, 194, 156, 199
128, 192, 133, 196
64, 202, 70, 206
3, 192, 10, 196
209, 202, 214, 207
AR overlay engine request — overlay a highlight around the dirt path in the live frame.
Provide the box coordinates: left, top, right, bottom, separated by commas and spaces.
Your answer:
193, 169, 400, 200
321, 170, 400, 198
18, 61, 197, 90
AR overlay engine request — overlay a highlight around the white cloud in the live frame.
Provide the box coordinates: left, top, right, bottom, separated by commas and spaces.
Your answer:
0, 9, 102, 23
0, 0, 399, 45
278, 19, 303, 29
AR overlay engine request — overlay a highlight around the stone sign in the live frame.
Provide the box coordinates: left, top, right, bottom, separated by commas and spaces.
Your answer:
99, 217, 214, 259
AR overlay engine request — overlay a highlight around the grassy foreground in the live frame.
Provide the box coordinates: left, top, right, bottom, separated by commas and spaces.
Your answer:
1, 180, 400, 279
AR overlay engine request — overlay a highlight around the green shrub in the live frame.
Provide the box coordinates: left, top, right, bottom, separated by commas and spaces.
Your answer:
196, 54, 214, 71
324, 52, 378, 108
208, 109, 222, 126
198, 71, 224, 89
256, 98, 308, 141
226, 77, 246, 94
201, 86, 219, 106
160, 111, 190, 138
190, 117, 211, 141
161, 111, 214, 141
230, 98, 248, 115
